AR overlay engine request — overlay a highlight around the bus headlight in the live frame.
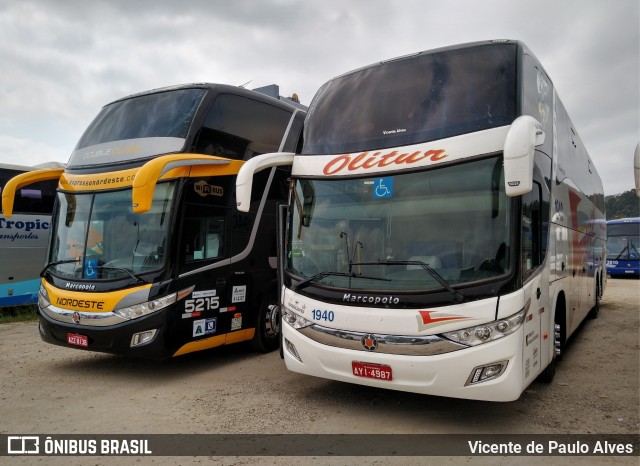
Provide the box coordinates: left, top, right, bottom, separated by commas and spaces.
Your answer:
466, 360, 509, 385
131, 329, 158, 347
282, 309, 314, 329
38, 285, 51, 309
442, 308, 526, 346
114, 293, 177, 320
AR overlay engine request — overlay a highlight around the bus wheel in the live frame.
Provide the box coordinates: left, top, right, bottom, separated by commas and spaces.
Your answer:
588, 280, 600, 319
251, 291, 280, 353
538, 320, 561, 383
554, 296, 566, 362
537, 359, 556, 383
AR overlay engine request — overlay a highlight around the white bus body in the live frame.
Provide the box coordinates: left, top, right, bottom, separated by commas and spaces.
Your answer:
237, 41, 606, 401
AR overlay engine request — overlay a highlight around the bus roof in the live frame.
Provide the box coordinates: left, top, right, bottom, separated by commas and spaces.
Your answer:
0, 161, 65, 172
105, 82, 301, 113
69, 82, 305, 170
325, 40, 546, 85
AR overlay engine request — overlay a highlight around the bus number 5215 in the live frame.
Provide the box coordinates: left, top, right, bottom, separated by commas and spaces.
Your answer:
185, 297, 220, 313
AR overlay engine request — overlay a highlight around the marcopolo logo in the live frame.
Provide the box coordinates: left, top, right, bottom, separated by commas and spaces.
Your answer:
65, 282, 97, 291
342, 293, 400, 305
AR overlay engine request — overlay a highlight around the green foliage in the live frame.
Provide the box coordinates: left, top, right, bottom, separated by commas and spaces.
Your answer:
0, 305, 38, 323
605, 189, 640, 219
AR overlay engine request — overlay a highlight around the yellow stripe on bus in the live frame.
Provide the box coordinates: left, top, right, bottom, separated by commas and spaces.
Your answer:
43, 280, 152, 313
59, 168, 138, 192
132, 153, 244, 213
172, 329, 255, 357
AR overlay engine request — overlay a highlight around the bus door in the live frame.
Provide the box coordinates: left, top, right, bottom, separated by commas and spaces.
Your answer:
521, 182, 545, 384
227, 167, 283, 336
226, 203, 255, 339
174, 177, 236, 353
520, 277, 543, 385
568, 189, 593, 326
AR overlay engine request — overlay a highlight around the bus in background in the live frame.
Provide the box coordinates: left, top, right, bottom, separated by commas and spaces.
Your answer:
237, 40, 606, 401
606, 218, 640, 277
2, 83, 305, 358
0, 162, 62, 307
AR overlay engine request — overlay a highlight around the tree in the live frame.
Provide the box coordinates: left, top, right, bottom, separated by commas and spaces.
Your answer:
605, 190, 640, 219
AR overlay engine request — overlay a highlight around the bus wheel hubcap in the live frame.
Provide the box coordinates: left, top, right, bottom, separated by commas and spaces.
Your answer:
265, 304, 280, 338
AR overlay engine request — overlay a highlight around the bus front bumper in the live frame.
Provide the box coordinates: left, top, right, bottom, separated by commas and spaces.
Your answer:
282, 323, 525, 402
37, 306, 171, 359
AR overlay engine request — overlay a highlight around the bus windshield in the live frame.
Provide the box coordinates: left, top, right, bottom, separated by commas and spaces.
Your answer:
607, 222, 640, 261
77, 88, 205, 149
69, 88, 206, 167
48, 182, 175, 280
287, 156, 512, 291
303, 43, 517, 155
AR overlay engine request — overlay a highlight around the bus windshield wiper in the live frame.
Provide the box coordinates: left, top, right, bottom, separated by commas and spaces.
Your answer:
375, 259, 465, 302
41, 259, 147, 284
614, 245, 629, 260
95, 265, 148, 284
41, 258, 81, 276
292, 270, 390, 292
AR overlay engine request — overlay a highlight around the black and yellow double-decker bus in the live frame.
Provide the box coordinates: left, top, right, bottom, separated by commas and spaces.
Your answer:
2, 83, 305, 358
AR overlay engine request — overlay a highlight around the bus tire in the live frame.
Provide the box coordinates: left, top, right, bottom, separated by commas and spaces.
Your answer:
251, 290, 280, 353
588, 279, 600, 319
537, 359, 556, 383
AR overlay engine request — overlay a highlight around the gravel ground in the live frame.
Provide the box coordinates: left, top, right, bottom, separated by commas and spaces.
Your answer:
0, 278, 638, 465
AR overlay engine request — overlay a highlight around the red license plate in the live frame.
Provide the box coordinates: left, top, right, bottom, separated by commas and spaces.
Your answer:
67, 333, 88, 347
352, 361, 392, 381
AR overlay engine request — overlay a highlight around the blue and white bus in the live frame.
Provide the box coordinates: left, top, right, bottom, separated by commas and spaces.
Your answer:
0, 162, 62, 307
606, 218, 640, 277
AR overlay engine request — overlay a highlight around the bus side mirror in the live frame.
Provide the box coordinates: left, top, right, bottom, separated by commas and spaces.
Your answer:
634, 143, 639, 197
503, 116, 544, 197
236, 152, 295, 212
1, 168, 64, 217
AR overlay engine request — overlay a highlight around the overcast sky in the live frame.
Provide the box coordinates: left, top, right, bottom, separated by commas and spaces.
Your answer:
0, 0, 638, 195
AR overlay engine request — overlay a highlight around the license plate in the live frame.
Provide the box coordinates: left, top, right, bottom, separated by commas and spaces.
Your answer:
67, 333, 88, 347
352, 361, 392, 381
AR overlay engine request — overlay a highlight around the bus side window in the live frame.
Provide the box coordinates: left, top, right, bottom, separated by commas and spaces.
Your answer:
12, 179, 57, 214
194, 93, 291, 160
181, 208, 225, 264
522, 181, 542, 279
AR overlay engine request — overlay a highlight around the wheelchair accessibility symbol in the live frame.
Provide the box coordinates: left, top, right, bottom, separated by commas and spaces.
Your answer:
373, 177, 394, 199
84, 258, 97, 279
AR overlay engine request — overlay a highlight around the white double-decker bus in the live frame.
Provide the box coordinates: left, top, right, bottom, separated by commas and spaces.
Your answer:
237, 40, 606, 401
